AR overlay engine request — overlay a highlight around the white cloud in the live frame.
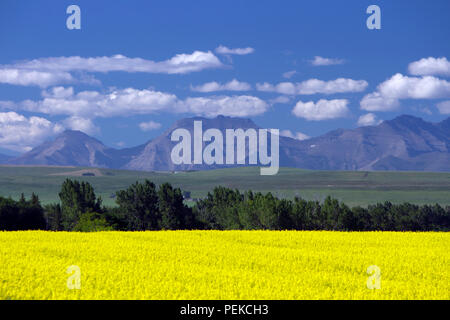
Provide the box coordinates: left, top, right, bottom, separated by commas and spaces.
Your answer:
256, 78, 367, 95
0, 100, 15, 109
408, 57, 450, 77
256, 82, 296, 95
282, 70, 297, 79
280, 129, 310, 141
436, 101, 450, 114
255, 82, 273, 92
42, 86, 74, 98
3, 51, 223, 76
360, 73, 450, 111
139, 121, 162, 131
185, 95, 268, 118
357, 113, 382, 127
17, 87, 181, 118
360, 92, 400, 112
163, 51, 224, 73
377, 73, 450, 99
215, 45, 254, 55
6, 87, 268, 119
297, 78, 368, 95
62, 116, 98, 135
191, 79, 251, 92
191, 82, 222, 93
0, 68, 74, 87
0, 51, 223, 87
0, 112, 63, 152
310, 56, 344, 66
292, 99, 349, 121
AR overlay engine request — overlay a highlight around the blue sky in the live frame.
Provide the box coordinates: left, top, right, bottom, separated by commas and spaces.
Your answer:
0, 0, 449, 154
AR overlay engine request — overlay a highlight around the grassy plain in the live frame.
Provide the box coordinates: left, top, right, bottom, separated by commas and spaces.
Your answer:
0, 166, 449, 207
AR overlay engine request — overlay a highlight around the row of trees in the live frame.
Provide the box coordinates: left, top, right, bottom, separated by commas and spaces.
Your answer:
0, 193, 46, 230
1, 179, 449, 231
44, 179, 196, 232
193, 186, 449, 231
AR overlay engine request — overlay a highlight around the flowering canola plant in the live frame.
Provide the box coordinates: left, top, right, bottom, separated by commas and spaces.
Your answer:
0, 231, 448, 299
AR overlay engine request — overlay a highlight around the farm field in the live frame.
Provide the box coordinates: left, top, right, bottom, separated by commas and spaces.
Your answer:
0, 231, 448, 300
0, 166, 449, 207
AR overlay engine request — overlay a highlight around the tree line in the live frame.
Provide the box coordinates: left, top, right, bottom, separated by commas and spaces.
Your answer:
0, 179, 449, 231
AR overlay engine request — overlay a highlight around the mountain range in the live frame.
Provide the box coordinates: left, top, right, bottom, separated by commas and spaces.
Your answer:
4, 114, 450, 172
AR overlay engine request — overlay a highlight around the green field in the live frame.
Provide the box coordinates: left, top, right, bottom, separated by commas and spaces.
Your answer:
0, 166, 449, 207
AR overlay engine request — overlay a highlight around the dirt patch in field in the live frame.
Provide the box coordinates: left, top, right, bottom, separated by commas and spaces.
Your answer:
49, 168, 104, 177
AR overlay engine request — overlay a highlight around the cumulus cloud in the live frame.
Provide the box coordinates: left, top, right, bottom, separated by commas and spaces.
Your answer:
0, 68, 74, 87
215, 45, 254, 55
256, 82, 296, 95
360, 92, 400, 112
310, 56, 344, 66
185, 95, 268, 118
62, 116, 98, 135
256, 78, 368, 95
5, 87, 268, 119
436, 101, 450, 114
191, 79, 251, 92
0, 100, 15, 109
42, 86, 75, 98
282, 70, 297, 79
0, 112, 63, 152
16, 87, 181, 118
377, 73, 450, 99
408, 57, 450, 77
139, 121, 162, 131
360, 73, 450, 111
357, 113, 382, 127
292, 99, 349, 121
280, 130, 311, 141
297, 78, 368, 95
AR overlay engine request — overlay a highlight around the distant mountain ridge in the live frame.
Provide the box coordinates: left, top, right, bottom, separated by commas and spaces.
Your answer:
124, 116, 261, 171
6, 114, 450, 172
11, 130, 144, 168
292, 115, 450, 171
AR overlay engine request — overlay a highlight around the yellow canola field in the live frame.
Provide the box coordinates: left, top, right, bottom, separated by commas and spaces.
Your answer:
0, 231, 448, 300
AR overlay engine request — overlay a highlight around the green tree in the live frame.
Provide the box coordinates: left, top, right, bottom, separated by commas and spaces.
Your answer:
73, 212, 113, 232
158, 183, 191, 230
276, 198, 293, 230
17, 193, 46, 230
59, 179, 102, 230
115, 180, 159, 230
45, 203, 62, 231
0, 197, 19, 230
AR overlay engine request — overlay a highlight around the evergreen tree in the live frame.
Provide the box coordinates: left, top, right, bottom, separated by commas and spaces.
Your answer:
45, 203, 62, 231
115, 180, 159, 230
158, 183, 190, 230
